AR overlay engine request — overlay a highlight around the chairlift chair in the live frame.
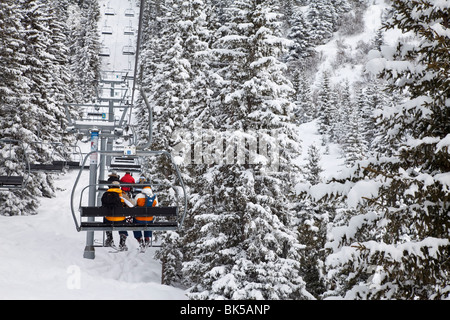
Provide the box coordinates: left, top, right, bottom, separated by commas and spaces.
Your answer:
102, 26, 113, 35
125, 8, 135, 17
70, 150, 187, 233
99, 46, 111, 57
105, 5, 115, 16
28, 141, 72, 172
124, 25, 134, 35
0, 138, 30, 191
122, 45, 135, 56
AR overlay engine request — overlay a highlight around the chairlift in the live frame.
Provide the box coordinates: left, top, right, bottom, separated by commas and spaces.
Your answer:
124, 25, 134, 35
125, 8, 135, 17
99, 45, 110, 57
122, 45, 135, 56
105, 4, 115, 16
28, 141, 71, 172
102, 26, 113, 35
0, 138, 30, 191
70, 150, 187, 233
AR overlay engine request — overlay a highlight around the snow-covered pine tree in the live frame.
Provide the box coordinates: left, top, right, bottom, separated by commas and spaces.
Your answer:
294, 144, 329, 299
306, 0, 334, 46
332, 81, 351, 144
292, 72, 314, 124
183, 0, 311, 300
316, 72, 334, 144
1, 0, 74, 214
68, 0, 100, 103
286, 7, 316, 69
313, 0, 449, 299
341, 98, 368, 167
0, 0, 27, 120
305, 144, 322, 185
153, 0, 214, 286
0, 0, 40, 215
135, 0, 193, 192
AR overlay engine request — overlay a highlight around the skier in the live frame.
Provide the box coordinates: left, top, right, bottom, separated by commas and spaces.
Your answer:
133, 186, 158, 250
101, 181, 134, 251
134, 175, 147, 194
107, 171, 120, 183
119, 171, 135, 195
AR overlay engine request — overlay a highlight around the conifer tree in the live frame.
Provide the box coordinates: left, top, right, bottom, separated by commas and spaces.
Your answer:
316, 72, 333, 143
150, 0, 214, 285
1, 0, 74, 214
293, 73, 314, 123
310, 0, 450, 299
305, 144, 322, 185
69, 0, 100, 102
183, 0, 311, 300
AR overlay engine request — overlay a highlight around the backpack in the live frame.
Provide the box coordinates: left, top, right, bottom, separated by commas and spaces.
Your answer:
145, 194, 157, 207
101, 191, 123, 209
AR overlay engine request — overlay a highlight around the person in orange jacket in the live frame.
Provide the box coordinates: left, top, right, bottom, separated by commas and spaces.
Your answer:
101, 181, 134, 250
133, 186, 158, 248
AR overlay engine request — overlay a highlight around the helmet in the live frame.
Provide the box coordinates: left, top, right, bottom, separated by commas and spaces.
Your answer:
142, 186, 153, 196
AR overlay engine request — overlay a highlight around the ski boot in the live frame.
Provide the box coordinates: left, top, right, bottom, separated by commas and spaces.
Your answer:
119, 234, 128, 251
144, 237, 151, 248
105, 231, 114, 247
136, 237, 144, 249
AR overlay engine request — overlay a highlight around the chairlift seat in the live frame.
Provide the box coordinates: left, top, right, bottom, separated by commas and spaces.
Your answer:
124, 26, 134, 35
30, 162, 65, 172
52, 160, 81, 169
99, 47, 111, 57
112, 156, 137, 164
109, 163, 141, 170
0, 176, 24, 187
87, 112, 104, 117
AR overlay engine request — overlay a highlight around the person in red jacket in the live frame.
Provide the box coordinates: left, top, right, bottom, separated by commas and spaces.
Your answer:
119, 171, 135, 194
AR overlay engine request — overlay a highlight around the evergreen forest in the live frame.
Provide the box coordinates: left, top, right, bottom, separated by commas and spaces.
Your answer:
0, 0, 449, 300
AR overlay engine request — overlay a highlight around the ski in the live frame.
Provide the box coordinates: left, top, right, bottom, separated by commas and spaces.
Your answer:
138, 243, 149, 253
108, 245, 128, 253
